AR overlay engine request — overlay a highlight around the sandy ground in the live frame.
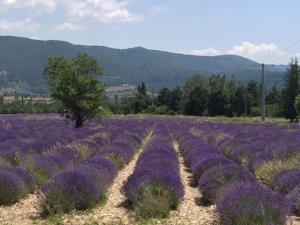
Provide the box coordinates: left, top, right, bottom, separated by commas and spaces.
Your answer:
0, 192, 43, 225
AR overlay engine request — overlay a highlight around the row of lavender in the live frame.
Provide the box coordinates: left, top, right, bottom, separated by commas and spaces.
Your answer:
169, 120, 293, 225
122, 124, 184, 218
42, 119, 153, 214
196, 121, 300, 217
0, 116, 108, 205
0, 115, 153, 215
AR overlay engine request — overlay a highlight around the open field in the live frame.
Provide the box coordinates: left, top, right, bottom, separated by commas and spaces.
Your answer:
0, 115, 300, 225
3, 96, 54, 104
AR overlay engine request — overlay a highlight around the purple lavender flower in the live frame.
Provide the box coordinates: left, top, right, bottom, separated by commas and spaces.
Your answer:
272, 169, 300, 194
217, 182, 292, 225
191, 153, 233, 181
199, 164, 257, 203
0, 170, 27, 205
287, 184, 300, 216
42, 170, 101, 213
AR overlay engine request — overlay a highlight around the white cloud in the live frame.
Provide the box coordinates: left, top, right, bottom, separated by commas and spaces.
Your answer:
67, 0, 143, 23
227, 42, 285, 61
189, 42, 291, 63
0, 0, 142, 24
1, 0, 58, 12
55, 22, 87, 32
190, 48, 220, 56
0, 18, 40, 32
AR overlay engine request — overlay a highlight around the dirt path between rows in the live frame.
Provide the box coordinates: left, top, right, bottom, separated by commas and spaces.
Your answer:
62, 133, 153, 225
145, 142, 217, 225
0, 192, 43, 225
0, 133, 153, 225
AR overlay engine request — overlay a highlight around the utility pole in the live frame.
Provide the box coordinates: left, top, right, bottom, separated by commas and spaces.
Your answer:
252, 63, 269, 121
261, 63, 266, 121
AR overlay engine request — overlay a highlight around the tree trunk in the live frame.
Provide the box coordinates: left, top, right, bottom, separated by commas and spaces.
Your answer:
74, 112, 83, 128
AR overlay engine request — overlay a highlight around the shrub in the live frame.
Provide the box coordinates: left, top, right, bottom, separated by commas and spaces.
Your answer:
216, 182, 291, 225
42, 171, 101, 215
77, 156, 117, 189
73, 143, 96, 160
134, 181, 179, 219
102, 142, 136, 169
122, 171, 184, 205
287, 184, 300, 216
199, 164, 256, 203
272, 169, 300, 194
0, 170, 27, 205
4, 167, 36, 193
191, 154, 232, 181
27, 156, 61, 185
255, 158, 300, 186
104, 153, 126, 169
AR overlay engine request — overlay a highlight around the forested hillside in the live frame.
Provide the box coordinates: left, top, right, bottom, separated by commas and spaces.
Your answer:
0, 36, 286, 93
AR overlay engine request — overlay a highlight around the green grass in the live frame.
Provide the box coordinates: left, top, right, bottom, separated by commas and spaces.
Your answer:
255, 157, 300, 186
134, 182, 179, 219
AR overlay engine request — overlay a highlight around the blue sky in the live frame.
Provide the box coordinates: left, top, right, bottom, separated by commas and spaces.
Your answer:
0, 0, 300, 64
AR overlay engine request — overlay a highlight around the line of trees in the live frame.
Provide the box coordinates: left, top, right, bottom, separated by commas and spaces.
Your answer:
1, 53, 300, 125
109, 58, 300, 121
109, 76, 273, 117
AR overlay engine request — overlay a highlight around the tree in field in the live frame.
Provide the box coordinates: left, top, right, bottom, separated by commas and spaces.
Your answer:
169, 87, 183, 112
183, 75, 208, 116
281, 58, 300, 121
247, 80, 259, 107
156, 87, 183, 113
157, 88, 171, 107
230, 85, 251, 116
266, 83, 280, 105
44, 53, 105, 128
132, 82, 151, 113
207, 75, 228, 116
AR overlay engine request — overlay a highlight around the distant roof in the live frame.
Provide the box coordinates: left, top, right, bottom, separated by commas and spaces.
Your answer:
106, 84, 135, 93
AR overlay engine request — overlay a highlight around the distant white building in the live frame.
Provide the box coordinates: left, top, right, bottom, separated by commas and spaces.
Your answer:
106, 84, 136, 101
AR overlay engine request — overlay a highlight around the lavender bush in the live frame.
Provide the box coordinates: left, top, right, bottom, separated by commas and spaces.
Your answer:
216, 182, 292, 225
199, 164, 256, 203
191, 153, 233, 181
122, 126, 184, 219
287, 184, 300, 216
42, 171, 101, 215
272, 169, 300, 194
0, 170, 27, 205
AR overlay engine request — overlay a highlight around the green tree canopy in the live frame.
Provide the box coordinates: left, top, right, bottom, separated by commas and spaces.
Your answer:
132, 82, 151, 113
281, 58, 299, 121
183, 75, 208, 116
44, 53, 105, 128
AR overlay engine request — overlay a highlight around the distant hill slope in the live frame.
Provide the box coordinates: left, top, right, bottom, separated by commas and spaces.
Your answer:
0, 36, 287, 93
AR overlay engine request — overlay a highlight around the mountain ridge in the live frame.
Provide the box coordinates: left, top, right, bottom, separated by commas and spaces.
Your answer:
0, 36, 286, 93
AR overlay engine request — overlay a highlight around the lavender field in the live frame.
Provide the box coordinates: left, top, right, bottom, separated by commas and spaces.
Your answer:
0, 115, 300, 225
